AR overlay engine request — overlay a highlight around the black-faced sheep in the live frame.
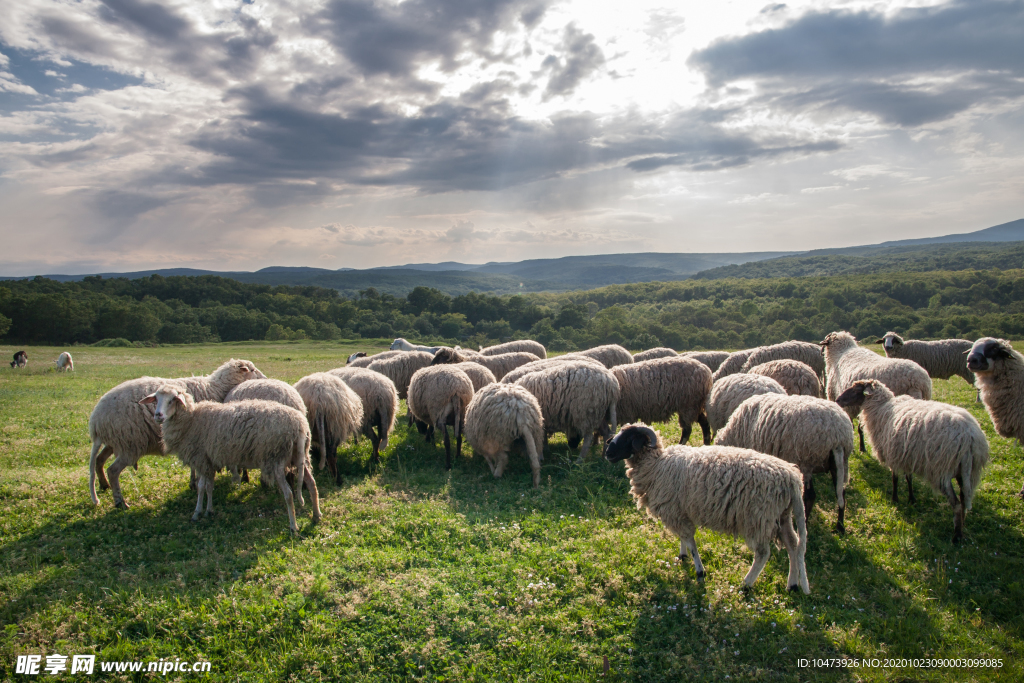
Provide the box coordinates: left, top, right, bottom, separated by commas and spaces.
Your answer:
837, 379, 989, 543
878, 332, 975, 388
968, 337, 1024, 497
612, 356, 712, 445
408, 365, 475, 470
605, 424, 809, 593
464, 383, 545, 487
747, 359, 821, 397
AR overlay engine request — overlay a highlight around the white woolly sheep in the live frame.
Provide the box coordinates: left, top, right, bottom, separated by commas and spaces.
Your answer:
740, 341, 826, 380
967, 337, 1024, 497
464, 382, 545, 487
564, 344, 634, 369
499, 355, 605, 385
431, 347, 539, 380
328, 366, 399, 465
711, 348, 756, 382
837, 379, 989, 543
514, 360, 619, 461
367, 351, 434, 401
820, 331, 933, 452
747, 359, 821, 397
10, 350, 27, 368
480, 339, 547, 359
680, 351, 730, 373
293, 372, 364, 484
877, 332, 975, 388
391, 338, 442, 354
55, 351, 74, 372
407, 365, 475, 470
140, 386, 318, 533
707, 374, 787, 433
88, 358, 266, 508
224, 378, 307, 485
632, 347, 678, 362
613, 356, 713, 445
348, 350, 403, 368
716, 393, 854, 533
605, 423, 809, 593
454, 362, 497, 392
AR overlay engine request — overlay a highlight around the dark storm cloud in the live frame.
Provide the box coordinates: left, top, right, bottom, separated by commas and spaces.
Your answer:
689, 0, 1024, 125
311, 0, 549, 79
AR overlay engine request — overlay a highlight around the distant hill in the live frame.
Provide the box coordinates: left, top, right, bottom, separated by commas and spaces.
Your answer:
876, 218, 1024, 247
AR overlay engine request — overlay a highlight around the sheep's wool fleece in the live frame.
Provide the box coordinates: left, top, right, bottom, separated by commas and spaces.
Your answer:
707, 374, 787, 431
349, 350, 403, 368
974, 339, 1024, 441
293, 373, 364, 444
613, 356, 712, 425
328, 366, 399, 440
680, 351, 730, 373
368, 351, 434, 398
515, 361, 619, 434
408, 366, 475, 426
500, 355, 604, 384
823, 331, 932, 403
748, 359, 821, 397
469, 352, 540, 380
882, 333, 974, 383
715, 393, 853, 480
464, 383, 544, 460
455, 362, 497, 392
480, 340, 547, 359
741, 341, 825, 378
225, 379, 305, 412
565, 344, 634, 369
633, 347, 678, 362
625, 433, 803, 550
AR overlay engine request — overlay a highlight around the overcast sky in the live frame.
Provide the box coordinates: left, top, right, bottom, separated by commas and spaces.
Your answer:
1, 0, 1022, 274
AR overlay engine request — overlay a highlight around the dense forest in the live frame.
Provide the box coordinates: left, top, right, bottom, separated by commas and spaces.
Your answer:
2, 268, 1023, 350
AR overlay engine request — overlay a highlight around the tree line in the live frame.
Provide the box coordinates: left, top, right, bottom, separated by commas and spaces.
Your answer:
2, 269, 1023, 349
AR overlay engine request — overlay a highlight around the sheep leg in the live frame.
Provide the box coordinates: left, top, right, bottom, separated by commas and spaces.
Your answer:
576, 431, 595, 464
189, 468, 197, 491
191, 477, 206, 522
938, 478, 963, 544
679, 419, 693, 445
954, 473, 966, 544
442, 423, 452, 471
94, 445, 113, 491
777, 517, 803, 592
241, 469, 250, 483
858, 424, 865, 453
566, 427, 581, 450
204, 474, 214, 516
454, 398, 463, 460
679, 534, 705, 580
230, 467, 242, 485
803, 478, 816, 522
906, 474, 916, 505
106, 455, 133, 509
830, 449, 845, 534
742, 542, 771, 588
524, 435, 542, 489
369, 425, 382, 466
891, 471, 899, 504
274, 468, 299, 534
303, 464, 321, 524
697, 412, 711, 446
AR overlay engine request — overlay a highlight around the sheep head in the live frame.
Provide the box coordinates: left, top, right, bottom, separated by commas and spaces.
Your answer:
347, 352, 367, 364
835, 379, 890, 409
967, 337, 1015, 375
430, 347, 463, 365
139, 385, 193, 424
604, 423, 660, 463
875, 332, 903, 353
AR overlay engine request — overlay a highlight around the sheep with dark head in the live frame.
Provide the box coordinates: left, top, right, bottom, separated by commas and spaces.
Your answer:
968, 337, 1024, 497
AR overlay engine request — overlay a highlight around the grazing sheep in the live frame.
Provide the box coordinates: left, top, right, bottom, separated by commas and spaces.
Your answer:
613, 356, 713, 445
820, 331, 932, 452
464, 383, 545, 487
877, 332, 975, 387
680, 351, 730, 373
224, 378, 307, 484
480, 339, 547, 359
499, 355, 605, 385
431, 346, 539, 380
711, 349, 757, 382
88, 359, 266, 508
605, 424, 809, 593
716, 394, 854, 533
140, 386, 318, 533
10, 350, 27, 368
348, 350, 402, 368
514, 360, 619, 461
748, 359, 821, 397
391, 338, 442, 354
367, 351, 434, 401
454, 362, 497, 392
293, 373, 363, 483
565, 344, 634, 369
707, 374, 787, 433
54, 351, 74, 372
740, 341, 826, 380
837, 379, 989, 543
328, 367, 399, 465
633, 347, 678, 362
967, 337, 1024, 497
407, 366, 475, 470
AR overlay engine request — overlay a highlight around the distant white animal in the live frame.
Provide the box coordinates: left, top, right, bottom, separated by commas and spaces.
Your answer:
55, 351, 74, 372
390, 338, 442, 354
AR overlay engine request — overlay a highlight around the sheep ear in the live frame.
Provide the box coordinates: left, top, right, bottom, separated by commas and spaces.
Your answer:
139, 394, 157, 405
875, 339, 885, 344
862, 383, 875, 395
173, 393, 186, 406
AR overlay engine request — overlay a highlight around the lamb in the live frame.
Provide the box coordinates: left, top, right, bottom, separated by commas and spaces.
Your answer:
293, 373, 363, 483
348, 350, 403, 368
740, 341, 826, 380
605, 423, 809, 593
514, 360, 619, 461
327, 367, 399, 465
836, 379, 989, 543
632, 347, 677, 362
407, 365, 475, 470
54, 351, 74, 372
224, 378, 307, 484
612, 356, 713, 445
10, 350, 27, 368
499, 355, 605, 385
747, 359, 821, 397
877, 332, 975, 388
706, 374, 787, 433
564, 344, 634, 369
88, 358, 266, 508
391, 338, 442, 354
967, 337, 1024, 497
431, 346, 539, 380
715, 394, 854, 533
140, 386, 318, 533
711, 348, 756, 382
480, 339, 547, 359
680, 351, 730, 373
463, 382, 545, 487
820, 331, 933, 452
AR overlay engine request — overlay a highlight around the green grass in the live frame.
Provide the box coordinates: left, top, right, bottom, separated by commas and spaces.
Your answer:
1, 342, 1022, 681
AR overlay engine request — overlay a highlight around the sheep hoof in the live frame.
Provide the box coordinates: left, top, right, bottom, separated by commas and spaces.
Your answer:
312, 513, 322, 524
835, 522, 845, 535
114, 499, 129, 510
98, 481, 109, 491
695, 571, 706, 582
191, 512, 201, 522
788, 584, 800, 592
952, 532, 963, 544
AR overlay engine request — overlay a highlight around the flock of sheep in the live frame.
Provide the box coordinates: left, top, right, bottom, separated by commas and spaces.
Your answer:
72, 331, 1024, 592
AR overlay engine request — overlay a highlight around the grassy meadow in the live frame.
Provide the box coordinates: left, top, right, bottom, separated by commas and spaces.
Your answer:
1, 342, 1023, 681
